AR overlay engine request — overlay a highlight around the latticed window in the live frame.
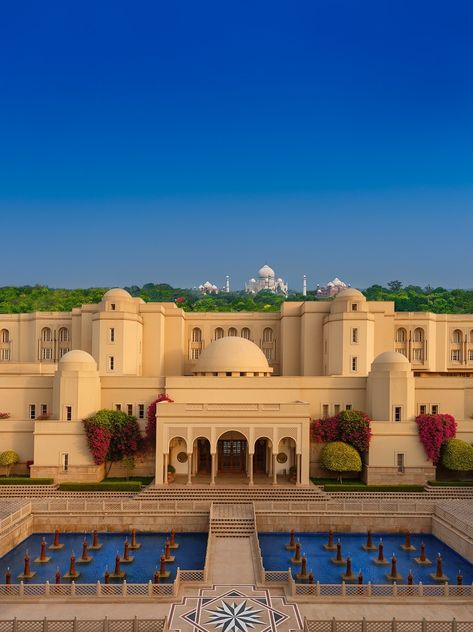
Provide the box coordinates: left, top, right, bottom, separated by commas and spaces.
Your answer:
241, 327, 250, 339
215, 327, 224, 340
1, 329, 9, 343
58, 327, 69, 342
192, 327, 202, 343
228, 327, 237, 337
452, 329, 463, 344
263, 327, 273, 343
413, 328, 424, 343
395, 328, 406, 343
41, 327, 52, 342
191, 348, 201, 360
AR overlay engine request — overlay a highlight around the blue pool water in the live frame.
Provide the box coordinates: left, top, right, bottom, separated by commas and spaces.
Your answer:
0, 532, 207, 583
259, 532, 473, 584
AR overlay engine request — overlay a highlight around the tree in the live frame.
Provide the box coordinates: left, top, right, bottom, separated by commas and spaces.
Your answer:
83, 410, 143, 476
320, 442, 362, 482
415, 414, 457, 464
441, 439, 473, 472
387, 280, 403, 292
0, 450, 20, 476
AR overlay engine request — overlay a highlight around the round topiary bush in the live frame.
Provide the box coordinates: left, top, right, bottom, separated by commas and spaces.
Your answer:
0, 450, 20, 476
441, 439, 473, 472
320, 441, 362, 482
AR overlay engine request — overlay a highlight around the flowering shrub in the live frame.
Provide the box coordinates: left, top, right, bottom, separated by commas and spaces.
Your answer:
145, 393, 174, 449
311, 410, 372, 453
83, 409, 143, 474
0, 412, 11, 419
415, 413, 457, 464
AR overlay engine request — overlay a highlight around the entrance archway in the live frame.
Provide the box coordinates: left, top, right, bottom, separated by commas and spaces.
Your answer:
195, 437, 211, 474
254, 437, 272, 474
217, 431, 247, 474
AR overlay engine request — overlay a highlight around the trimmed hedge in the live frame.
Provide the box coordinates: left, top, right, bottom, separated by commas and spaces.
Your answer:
323, 483, 424, 492
105, 477, 154, 485
59, 482, 141, 492
428, 480, 473, 487
320, 441, 362, 474
0, 477, 54, 485
441, 438, 473, 471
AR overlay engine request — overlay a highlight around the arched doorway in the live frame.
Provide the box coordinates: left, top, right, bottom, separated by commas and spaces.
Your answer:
254, 437, 272, 474
195, 437, 211, 474
217, 431, 248, 474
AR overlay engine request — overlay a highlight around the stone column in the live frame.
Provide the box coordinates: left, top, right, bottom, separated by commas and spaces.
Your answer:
164, 453, 168, 486
297, 454, 302, 487
187, 453, 193, 485
272, 454, 278, 486
248, 453, 254, 486
268, 445, 273, 477
210, 453, 216, 486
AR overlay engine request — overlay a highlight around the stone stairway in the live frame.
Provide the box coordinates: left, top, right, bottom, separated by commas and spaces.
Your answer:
137, 484, 328, 503
210, 502, 255, 537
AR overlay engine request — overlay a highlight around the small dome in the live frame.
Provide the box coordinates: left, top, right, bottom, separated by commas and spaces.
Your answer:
334, 288, 365, 300
371, 351, 411, 372
194, 337, 272, 376
103, 288, 133, 301
258, 264, 275, 278
58, 350, 97, 370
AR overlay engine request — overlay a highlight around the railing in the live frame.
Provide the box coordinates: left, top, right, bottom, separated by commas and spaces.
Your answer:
293, 581, 473, 599
0, 580, 177, 599
0, 502, 32, 533
31, 499, 211, 513
263, 570, 292, 584
304, 617, 470, 632
0, 618, 166, 631
176, 569, 205, 582
435, 505, 473, 540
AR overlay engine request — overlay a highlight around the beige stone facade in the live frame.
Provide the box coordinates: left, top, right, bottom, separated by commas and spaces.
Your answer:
0, 287, 473, 484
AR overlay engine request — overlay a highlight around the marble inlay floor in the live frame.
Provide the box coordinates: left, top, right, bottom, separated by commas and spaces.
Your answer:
169, 585, 303, 632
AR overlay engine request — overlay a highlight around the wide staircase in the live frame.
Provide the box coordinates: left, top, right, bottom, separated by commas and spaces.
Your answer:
137, 484, 328, 503
210, 502, 255, 536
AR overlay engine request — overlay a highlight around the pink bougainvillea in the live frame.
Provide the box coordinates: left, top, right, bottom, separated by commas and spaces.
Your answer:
415, 413, 457, 464
311, 410, 372, 453
83, 421, 112, 465
144, 393, 174, 449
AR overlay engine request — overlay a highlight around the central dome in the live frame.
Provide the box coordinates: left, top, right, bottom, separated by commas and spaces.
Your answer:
193, 337, 272, 376
258, 264, 275, 278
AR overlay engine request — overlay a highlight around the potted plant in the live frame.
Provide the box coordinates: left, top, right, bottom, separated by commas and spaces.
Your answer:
167, 463, 176, 483
288, 465, 297, 482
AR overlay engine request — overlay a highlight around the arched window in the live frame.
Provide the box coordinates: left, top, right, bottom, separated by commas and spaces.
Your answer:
241, 327, 250, 340
413, 328, 424, 343
263, 327, 273, 343
58, 327, 69, 342
452, 329, 463, 344
192, 327, 202, 343
215, 327, 224, 340
41, 327, 52, 342
228, 327, 237, 337
0, 329, 9, 343
395, 328, 406, 343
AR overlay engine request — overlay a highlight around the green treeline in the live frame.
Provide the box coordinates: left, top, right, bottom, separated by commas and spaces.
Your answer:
0, 281, 472, 314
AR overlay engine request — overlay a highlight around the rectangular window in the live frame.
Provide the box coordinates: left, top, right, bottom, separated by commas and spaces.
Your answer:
108, 356, 115, 371
66, 406, 72, 421
451, 349, 461, 362
138, 404, 145, 419
324, 340, 327, 353
191, 348, 201, 360
127, 404, 133, 416
396, 453, 405, 473
115, 404, 122, 412
351, 303, 358, 311
419, 404, 428, 415
41, 348, 53, 360
264, 348, 273, 362
322, 404, 329, 419
333, 404, 341, 415
431, 404, 439, 414
351, 328, 358, 343
110, 303, 116, 311
345, 404, 352, 411
394, 406, 402, 422
351, 356, 358, 372
109, 328, 115, 342
469, 350, 473, 362
29, 404, 36, 420
61, 453, 69, 472
41, 404, 48, 416
0, 349, 10, 360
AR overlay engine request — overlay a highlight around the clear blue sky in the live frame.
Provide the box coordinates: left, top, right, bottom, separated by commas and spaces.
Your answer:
1, 1, 472, 290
